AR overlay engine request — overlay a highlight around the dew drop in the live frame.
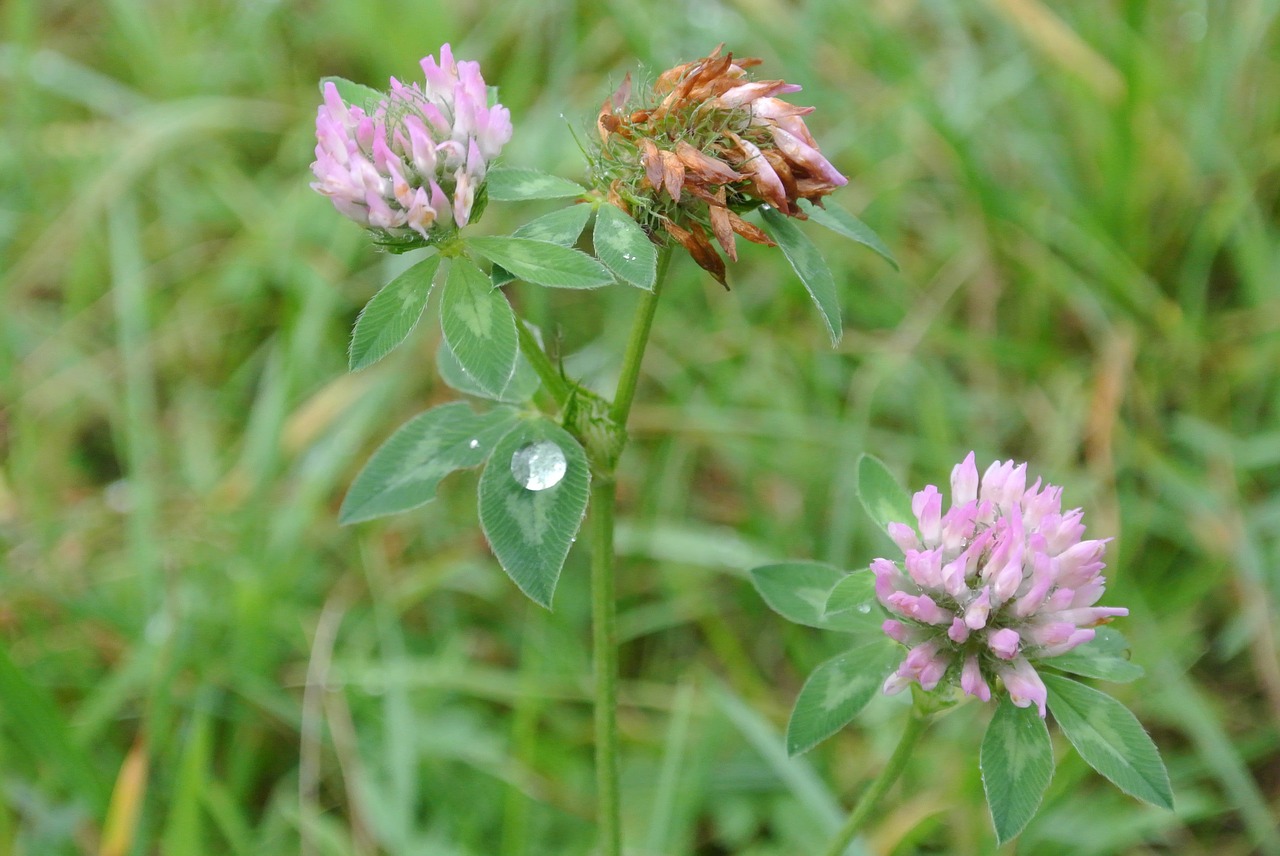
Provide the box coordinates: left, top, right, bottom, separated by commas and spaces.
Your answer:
468, 438, 480, 449
510, 440, 567, 491
857, 604, 872, 614
622, 253, 635, 261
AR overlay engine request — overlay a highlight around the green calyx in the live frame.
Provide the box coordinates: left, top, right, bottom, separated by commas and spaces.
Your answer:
563, 386, 628, 475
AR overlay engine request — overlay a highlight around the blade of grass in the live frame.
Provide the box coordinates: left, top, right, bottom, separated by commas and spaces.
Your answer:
0, 643, 109, 812
644, 679, 697, 855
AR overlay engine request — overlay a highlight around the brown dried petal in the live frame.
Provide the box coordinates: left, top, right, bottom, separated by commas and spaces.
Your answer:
664, 220, 727, 287
682, 52, 733, 96
708, 200, 737, 262
795, 178, 843, 201
597, 75, 635, 145
653, 63, 685, 92
680, 182, 720, 205
675, 140, 744, 184
639, 139, 665, 190
655, 45, 724, 92
658, 149, 685, 201
728, 211, 775, 246
596, 104, 612, 143
599, 112, 624, 136
607, 181, 629, 213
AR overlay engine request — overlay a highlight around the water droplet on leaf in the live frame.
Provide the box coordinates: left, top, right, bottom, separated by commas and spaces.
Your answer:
857, 604, 872, 614
622, 253, 635, 261
468, 438, 480, 449
510, 440, 567, 491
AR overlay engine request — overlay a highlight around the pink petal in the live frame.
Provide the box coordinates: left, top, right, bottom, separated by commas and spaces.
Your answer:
912, 485, 943, 547
886, 592, 951, 625
999, 657, 1047, 717
882, 619, 911, 644
887, 521, 920, 553
951, 452, 979, 506
961, 655, 991, 701
964, 587, 992, 630
988, 628, 1021, 660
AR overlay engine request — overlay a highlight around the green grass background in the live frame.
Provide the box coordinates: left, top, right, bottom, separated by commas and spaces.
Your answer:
3, 0, 1279, 853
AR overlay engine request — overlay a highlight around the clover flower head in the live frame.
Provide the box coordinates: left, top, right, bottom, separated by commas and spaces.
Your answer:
591, 45, 846, 285
875, 453, 1126, 717
310, 44, 513, 241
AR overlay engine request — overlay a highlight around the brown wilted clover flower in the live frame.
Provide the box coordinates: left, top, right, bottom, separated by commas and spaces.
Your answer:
591, 45, 847, 285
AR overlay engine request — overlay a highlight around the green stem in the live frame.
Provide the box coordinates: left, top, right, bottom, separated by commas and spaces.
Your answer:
589, 474, 621, 856
589, 244, 673, 856
515, 315, 572, 409
822, 706, 931, 856
609, 247, 672, 427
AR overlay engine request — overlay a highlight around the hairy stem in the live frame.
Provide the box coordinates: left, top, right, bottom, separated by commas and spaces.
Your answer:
822, 706, 931, 856
609, 247, 672, 427
589, 474, 621, 856
515, 315, 572, 409
590, 244, 672, 856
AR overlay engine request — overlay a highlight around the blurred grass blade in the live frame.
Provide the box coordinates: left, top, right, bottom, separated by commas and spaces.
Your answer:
108, 197, 162, 605
100, 737, 149, 856
0, 643, 108, 812
709, 683, 860, 849
1147, 640, 1280, 854
161, 707, 212, 854
645, 680, 697, 855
